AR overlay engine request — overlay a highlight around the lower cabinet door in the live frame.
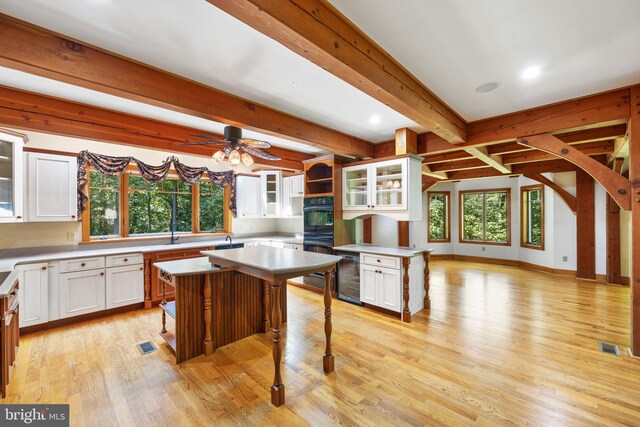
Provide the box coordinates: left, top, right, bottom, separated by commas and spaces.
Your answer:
59, 269, 106, 318
18, 263, 49, 328
379, 267, 401, 312
360, 265, 378, 305
106, 264, 144, 309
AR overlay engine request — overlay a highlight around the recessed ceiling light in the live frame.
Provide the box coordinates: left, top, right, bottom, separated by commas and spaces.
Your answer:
474, 81, 501, 93
369, 114, 381, 125
522, 66, 541, 80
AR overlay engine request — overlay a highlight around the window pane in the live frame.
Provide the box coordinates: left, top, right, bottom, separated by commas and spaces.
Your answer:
89, 170, 120, 237
462, 193, 484, 241
485, 192, 508, 242
527, 189, 542, 245
128, 176, 192, 235
428, 193, 447, 240
199, 182, 225, 232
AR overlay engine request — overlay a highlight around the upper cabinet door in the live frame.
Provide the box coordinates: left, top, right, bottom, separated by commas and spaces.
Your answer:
371, 158, 408, 211
236, 175, 261, 218
260, 171, 281, 217
342, 165, 370, 210
27, 152, 78, 222
0, 131, 25, 223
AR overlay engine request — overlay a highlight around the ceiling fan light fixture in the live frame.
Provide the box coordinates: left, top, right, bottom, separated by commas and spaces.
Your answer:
212, 150, 225, 164
229, 149, 241, 167
241, 152, 254, 166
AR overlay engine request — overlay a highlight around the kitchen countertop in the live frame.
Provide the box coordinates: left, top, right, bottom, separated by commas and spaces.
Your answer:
0, 269, 18, 297
0, 234, 303, 273
203, 246, 341, 275
333, 244, 433, 257
154, 256, 223, 276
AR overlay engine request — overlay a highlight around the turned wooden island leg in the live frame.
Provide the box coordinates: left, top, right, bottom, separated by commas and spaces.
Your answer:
203, 274, 214, 356
270, 279, 285, 406
402, 257, 411, 323
423, 251, 431, 310
263, 280, 271, 332
323, 269, 334, 373
160, 281, 167, 334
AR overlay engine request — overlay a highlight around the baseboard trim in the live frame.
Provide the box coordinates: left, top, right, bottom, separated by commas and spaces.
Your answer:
432, 254, 627, 286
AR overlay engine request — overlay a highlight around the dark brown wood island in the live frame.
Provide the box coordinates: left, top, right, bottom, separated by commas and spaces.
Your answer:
155, 246, 341, 407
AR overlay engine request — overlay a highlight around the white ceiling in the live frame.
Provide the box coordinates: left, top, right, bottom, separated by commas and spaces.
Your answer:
329, 0, 640, 121
0, 0, 423, 146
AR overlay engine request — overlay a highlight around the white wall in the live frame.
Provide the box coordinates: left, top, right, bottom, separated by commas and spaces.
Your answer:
0, 128, 281, 249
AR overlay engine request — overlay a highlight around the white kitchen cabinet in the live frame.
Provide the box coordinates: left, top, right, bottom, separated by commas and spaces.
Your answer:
0, 130, 25, 223
282, 175, 303, 217
260, 171, 281, 217
17, 262, 48, 327
106, 264, 144, 309
59, 269, 106, 318
342, 155, 422, 221
26, 152, 78, 222
360, 265, 378, 305
236, 174, 261, 218
289, 174, 304, 197
378, 267, 402, 312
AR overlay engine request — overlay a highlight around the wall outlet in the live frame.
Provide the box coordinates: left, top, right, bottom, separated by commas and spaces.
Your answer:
562, 256, 568, 262
481, 246, 486, 252
67, 232, 76, 241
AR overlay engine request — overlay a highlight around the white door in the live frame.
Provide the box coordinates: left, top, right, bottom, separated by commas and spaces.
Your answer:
59, 269, 106, 318
291, 175, 304, 196
379, 267, 402, 312
371, 158, 408, 211
106, 264, 144, 309
27, 152, 78, 221
360, 265, 378, 305
237, 175, 261, 217
0, 131, 24, 223
18, 263, 48, 327
260, 171, 281, 217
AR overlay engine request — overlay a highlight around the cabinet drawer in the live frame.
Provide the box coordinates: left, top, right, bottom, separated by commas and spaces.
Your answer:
360, 253, 401, 270
59, 256, 105, 273
105, 253, 143, 267
154, 247, 210, 261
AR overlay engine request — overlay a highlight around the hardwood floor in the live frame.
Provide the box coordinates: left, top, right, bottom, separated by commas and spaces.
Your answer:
7, 260, 640, 426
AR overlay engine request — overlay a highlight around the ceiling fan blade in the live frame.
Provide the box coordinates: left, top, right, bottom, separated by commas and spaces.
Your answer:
179, 141, 228, 146
242, 146, 281, 161
190, 133, 224, 140
238, 138, 271, 149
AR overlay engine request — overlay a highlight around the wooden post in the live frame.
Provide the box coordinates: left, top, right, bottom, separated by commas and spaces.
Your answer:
363, 217, 372, 244
576, 169, 596, 280
606, 195, 622, 284
160, 281, 167, 334
423, 251, 431, 310
323, 270, 334, 373
270, 280, 285, 407
402, 257, 411, 323
203, 274, 214, 355
396, 127, 416, 248
262, 280, 271, 332
630, 86, 640, 357
398, 221, 410, 247
143, 255, 152, 309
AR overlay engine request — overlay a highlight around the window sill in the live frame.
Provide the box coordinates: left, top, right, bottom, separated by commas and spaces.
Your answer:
82, 232, 231, 244
458, 239, 511, 247
521, 243, 545, 251
427, 238, 451, 243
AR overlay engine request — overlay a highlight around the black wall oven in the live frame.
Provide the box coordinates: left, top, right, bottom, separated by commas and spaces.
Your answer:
303, 196, 335, 291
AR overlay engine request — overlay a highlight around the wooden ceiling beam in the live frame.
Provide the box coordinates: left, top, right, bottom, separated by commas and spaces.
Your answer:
503, 140, 614, 165
464, 146, 512, 173
0, 14, 373, 159
523, 172, 577, 214
421, 165, 448, 180
429, 158, 486, 173
0, 85, 312, 170
422, 151, 474, 164
422, 176, 440, 193
518, 134, 631, 210
444, 159, 577, 181
208, 0, 467, 143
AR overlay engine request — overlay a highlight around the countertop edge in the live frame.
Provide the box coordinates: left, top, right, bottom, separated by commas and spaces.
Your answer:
0, 269, 19, 297
333, 244, 433, 257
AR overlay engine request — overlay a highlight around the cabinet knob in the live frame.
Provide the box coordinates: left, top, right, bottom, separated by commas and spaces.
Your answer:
16, 216, 22, 219
100, 272, 105, 276
71, 214, 76, 218
124, 258, 128, 262
139, 267, 144, 271
377, 259, 381, 263
81, 263, 86, 267
41, 266, 47, 271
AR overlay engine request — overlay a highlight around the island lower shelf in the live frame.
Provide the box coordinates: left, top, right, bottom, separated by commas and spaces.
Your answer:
159, 270, 287, 363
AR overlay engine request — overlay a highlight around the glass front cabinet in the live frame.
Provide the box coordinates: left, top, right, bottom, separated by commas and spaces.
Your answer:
0, 130, 25, 223
342, 155, 422, 221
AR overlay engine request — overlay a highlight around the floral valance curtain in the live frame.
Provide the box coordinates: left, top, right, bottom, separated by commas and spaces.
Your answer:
77, 150, 236, 217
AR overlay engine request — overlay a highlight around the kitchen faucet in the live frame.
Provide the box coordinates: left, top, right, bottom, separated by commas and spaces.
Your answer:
225, 235, 232, 247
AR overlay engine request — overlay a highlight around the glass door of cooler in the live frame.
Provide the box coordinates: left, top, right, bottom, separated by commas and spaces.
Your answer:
343, 166, 370, 210
372, 158, 407, 211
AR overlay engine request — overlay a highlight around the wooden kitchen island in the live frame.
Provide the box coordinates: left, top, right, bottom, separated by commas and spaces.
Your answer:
155, 246, 341, 407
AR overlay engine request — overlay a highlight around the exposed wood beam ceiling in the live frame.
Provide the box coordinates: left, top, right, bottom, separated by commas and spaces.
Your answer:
524, 172, 577, 214
208, 0, 467, 144
0, 85, 312, 170
0, 14, 373, 159
463, 146, 511, 174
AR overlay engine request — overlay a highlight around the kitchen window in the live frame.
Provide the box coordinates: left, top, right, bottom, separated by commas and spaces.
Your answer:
521, 184, 544, 250
459, 188, 510, 245
83, 166, 230, 241
427, 191, 450, 242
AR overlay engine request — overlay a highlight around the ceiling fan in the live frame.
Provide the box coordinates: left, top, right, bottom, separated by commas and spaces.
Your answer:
181, 126, 281, 167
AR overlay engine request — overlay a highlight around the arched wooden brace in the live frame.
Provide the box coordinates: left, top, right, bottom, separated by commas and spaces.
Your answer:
518, 134, 631, 210
523, 172, 577, 214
